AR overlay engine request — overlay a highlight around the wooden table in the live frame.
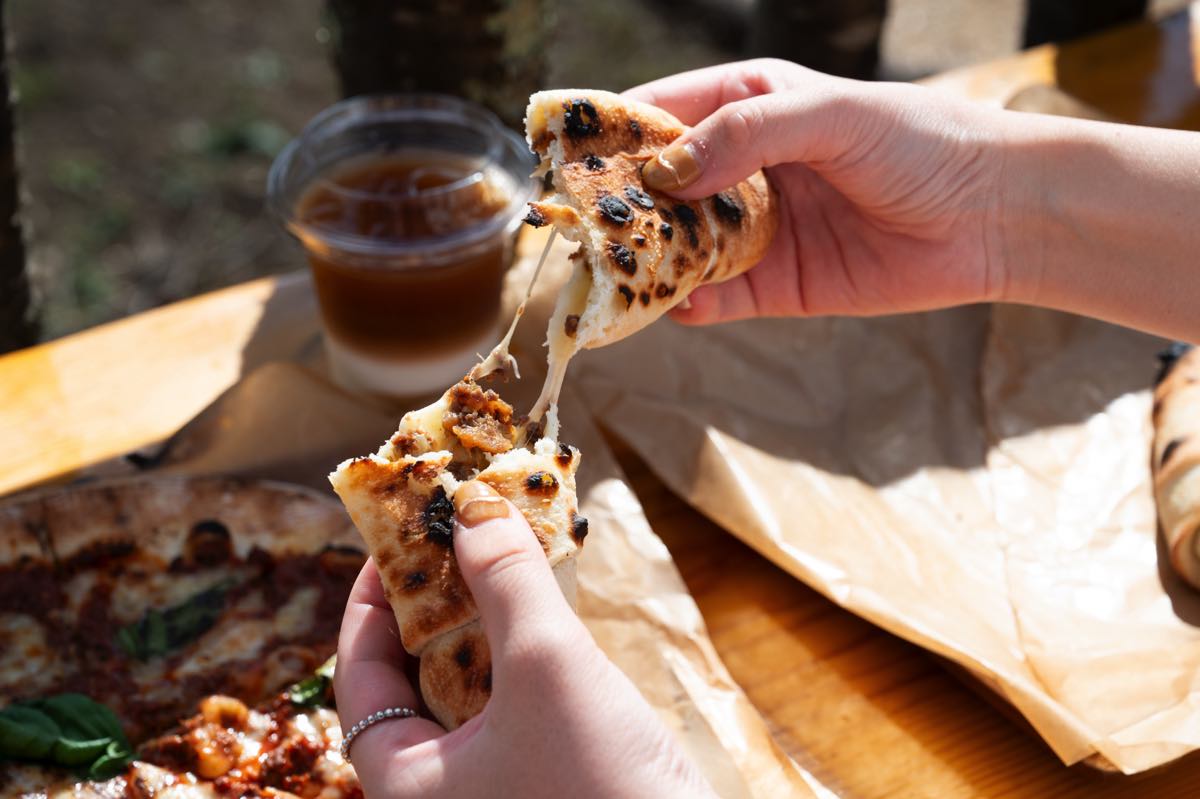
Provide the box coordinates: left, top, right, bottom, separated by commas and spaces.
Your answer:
5, 6, 1200, 797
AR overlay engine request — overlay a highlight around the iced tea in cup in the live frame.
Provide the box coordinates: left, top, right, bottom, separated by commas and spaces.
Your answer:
267, 95, 537, 396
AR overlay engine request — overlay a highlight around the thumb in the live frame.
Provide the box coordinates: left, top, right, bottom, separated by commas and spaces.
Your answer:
451, 480, 575, 651
642, 89, 854, 199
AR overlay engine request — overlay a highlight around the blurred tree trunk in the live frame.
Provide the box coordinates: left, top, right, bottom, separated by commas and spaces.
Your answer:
750, 0, 887, 80
0, 0, 34, 354
326, 0, 549, 130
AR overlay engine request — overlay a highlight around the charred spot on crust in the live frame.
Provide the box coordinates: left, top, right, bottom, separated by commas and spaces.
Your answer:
454, 641, 474, 669
564, 98, 601, 139
607, 241, 637, 275
618, 285, 634, 308
628, 118, 642, 139
525, 471, 559, 495
638, 291, 651, 306
404, 571, 427, 591
1162, 437, 1187, 468
523, 205, 547, 228
632, 234, 647, 247
187, 520, 233, 567
584, 153, 605, 171
712, 192, 744, 227
598, 194, 633, 226
424, 487, 455, 547
655, 283, 674, 299
483, 668, 492, 692
564, 314, 580, 337
657, 206, 674, 222
556, 442, 574, 467
624, 186, 654, 210
571, 513, 589, 544
659, 222, 673, 241
673, 204, 701, 247
673, 252, 689, 276
1156, 342, 1193, 384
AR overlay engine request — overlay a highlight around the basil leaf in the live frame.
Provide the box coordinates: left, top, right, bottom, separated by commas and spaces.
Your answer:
117, 578, 235, 660
0, 694, 133, 779
287, 655, 336, 708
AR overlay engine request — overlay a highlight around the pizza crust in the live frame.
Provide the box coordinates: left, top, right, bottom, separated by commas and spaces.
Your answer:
1153, 346, 1200, 587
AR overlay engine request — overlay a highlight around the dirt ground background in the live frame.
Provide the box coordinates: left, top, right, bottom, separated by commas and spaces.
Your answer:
7, 0, 1189, 341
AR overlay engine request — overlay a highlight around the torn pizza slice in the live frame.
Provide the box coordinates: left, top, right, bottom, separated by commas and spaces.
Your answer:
329, 375, 586, 729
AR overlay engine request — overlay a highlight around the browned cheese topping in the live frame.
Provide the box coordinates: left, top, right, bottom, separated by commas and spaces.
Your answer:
446, 381, 517, 455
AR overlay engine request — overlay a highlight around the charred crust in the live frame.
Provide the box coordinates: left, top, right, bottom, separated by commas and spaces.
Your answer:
598, 194, 634, 226
712, 192, 744, 227
716, 234, 726, 252
531, 130, 555, 154
584, 153, 605, 171
563, 98, 601, 139
673, 252, 688, 276
454, 641, 474, 668
424, 487, 455, 547
607, 241, 637, 275
618, 285, 634, 308
1162, 437, 1187, 469
1156, 342, 1193, 384
571, 513, 589, 544
657, 206, 674, 222
673, 204, 700, 247
654, 283, 674, 299
556, 442, 574, 467
628, 118, 642, 139
632, 234, 647, 247
624, 186, 654, 210
639, 291, 651, 306
523, 205, 548, 228
483, 668, 492, 692
187, 520, 233, 567
564, 314, 580, 337
659, 222, 673, 241
404, 571, 427, 591
525, 471, 559, 495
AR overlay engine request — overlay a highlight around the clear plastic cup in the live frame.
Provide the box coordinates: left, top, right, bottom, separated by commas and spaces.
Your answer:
267, 94, 537, 397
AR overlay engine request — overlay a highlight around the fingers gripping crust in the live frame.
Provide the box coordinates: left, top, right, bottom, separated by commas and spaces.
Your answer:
330, 378, 585, 729
524, 89, 778, 351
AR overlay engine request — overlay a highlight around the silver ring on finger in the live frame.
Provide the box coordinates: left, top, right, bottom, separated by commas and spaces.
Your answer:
339, 706, 419, 762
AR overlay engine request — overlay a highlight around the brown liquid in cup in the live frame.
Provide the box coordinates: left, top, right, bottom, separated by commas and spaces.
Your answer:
296, 152, 515, 359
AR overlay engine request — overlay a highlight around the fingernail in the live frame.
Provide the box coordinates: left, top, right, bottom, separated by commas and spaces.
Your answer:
642, 142, 701, 191
454, 480, 509, 527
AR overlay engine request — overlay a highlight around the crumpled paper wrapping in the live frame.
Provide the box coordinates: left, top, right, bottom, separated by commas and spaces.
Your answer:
563, 278, 1194, 773
99, 360, 821, 798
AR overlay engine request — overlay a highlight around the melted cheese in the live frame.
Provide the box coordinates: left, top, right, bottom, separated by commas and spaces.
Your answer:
0, 614, 62, 699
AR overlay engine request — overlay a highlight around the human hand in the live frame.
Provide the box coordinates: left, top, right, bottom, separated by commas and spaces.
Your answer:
628, 59, 1010, 325
334, 480, 713, 799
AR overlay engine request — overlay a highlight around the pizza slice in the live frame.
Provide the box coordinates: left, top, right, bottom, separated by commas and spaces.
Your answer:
1153, 343, 1200, 587
520, 89, 778, 419
329, 374, 585, 729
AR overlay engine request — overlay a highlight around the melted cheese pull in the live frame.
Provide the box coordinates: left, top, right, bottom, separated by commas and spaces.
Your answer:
469, 229, 558, 382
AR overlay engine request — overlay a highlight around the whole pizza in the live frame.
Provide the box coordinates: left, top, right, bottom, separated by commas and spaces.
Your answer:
0, 476, 366, 798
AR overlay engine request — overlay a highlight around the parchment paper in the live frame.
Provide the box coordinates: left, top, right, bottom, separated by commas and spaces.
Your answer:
104, 360, 823, 798
561, 259, 1192, 772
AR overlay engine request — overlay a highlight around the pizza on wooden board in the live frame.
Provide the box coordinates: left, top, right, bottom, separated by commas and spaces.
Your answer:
0, 477, 366, 798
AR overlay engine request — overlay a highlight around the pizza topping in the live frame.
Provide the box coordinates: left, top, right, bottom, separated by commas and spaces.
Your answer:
563, 98, 601, 139
623, 186, 654, 210
284, 657, 335, 709
607, 241, 637, 276
618, 285, 634, 308
712, 191, 744, 227
673, 204, 701, 246
570, 513, 589, 544
423, 488, 456, 547
198, 696, 249, 730
659, 222, 673, 241
523, 205, 548, 228
524, 472, 558, 495
564, 314, 580, 337
597, 195, 633, 226
583, 154, 605, 171
446, 381, 516, 455
0, 693, 134, 780
116, 579, 235, 662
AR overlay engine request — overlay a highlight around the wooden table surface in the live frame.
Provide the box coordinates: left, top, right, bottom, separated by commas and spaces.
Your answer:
5, 6, 1200, 797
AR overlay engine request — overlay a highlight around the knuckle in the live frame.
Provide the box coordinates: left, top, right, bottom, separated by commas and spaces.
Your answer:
502, 622, 580, 674
717, 102, 765, 153
475, 544, 540, 586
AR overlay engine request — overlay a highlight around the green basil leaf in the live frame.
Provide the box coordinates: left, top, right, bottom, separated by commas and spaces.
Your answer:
0, 694, 133, 779
286, 655, 337, 708
116, 578, 235, 661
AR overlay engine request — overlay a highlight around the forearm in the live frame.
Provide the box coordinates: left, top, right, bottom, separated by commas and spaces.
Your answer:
998, 112, 1200, 342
